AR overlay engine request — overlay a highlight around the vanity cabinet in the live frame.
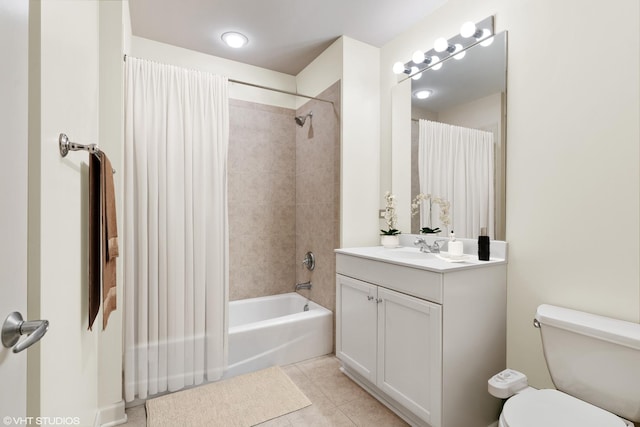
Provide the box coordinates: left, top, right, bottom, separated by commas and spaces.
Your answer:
336, 246, 507, 427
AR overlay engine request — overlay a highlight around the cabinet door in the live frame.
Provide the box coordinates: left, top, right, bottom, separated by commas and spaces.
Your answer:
377, 287, 442, 426
336, 274, 378, 383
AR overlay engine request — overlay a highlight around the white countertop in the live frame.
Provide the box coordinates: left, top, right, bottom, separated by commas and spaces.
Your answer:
335, 235, 507, 273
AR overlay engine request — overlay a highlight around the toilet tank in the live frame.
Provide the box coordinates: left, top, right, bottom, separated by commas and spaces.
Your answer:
536, 304, 640, 422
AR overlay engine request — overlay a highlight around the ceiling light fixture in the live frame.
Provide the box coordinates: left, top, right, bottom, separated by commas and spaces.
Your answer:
433, 37, 449, 53
414, 89, 432, 99
412, 50, 426, 64
393, 61, 411, 75
460, 22, 482, 39
221, 31, 248, 48
392, 16, 494, 77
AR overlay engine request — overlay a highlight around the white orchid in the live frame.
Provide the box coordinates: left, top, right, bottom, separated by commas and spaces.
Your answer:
381, 191, 400, 235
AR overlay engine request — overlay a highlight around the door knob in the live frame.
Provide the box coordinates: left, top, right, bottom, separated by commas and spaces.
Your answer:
2, 312, 49, 353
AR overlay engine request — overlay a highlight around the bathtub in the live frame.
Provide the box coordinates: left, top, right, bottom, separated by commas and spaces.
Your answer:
223, 292, 333, 379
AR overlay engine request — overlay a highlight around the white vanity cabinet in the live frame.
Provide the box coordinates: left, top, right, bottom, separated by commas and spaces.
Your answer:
336, 244, 507, 427
338, 274, 442, 424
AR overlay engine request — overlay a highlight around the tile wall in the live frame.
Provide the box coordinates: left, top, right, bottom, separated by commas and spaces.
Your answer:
228, 80, 341, 312
295, 81, 341, 314
228, 100, 297, 300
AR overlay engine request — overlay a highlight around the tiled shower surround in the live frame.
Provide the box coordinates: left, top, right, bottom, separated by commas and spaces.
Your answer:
228, 81, 341, 315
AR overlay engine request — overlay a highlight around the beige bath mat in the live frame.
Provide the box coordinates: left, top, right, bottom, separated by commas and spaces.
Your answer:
146, 366, 311, 427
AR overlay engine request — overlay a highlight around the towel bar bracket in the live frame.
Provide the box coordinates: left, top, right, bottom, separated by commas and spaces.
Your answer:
59, 133, 115, 174
59, 133, 99, 158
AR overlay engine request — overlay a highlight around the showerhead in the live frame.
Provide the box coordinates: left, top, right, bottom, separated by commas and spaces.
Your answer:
295, 111, 313, 127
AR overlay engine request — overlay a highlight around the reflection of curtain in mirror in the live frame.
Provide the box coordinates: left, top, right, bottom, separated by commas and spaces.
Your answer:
418, 120, 494, 238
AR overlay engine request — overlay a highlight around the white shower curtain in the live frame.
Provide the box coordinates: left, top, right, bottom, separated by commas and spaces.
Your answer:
123, 57, 229, 402
418, 119, 495, 238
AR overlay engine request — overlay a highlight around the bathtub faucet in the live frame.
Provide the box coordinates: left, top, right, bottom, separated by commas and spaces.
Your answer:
295, 281, 312, 291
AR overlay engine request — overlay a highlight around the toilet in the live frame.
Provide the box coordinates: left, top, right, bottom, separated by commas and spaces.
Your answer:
488, 304, 640, 427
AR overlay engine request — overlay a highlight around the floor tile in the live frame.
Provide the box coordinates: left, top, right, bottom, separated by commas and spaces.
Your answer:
281, 364, 327, 402
313, 371, 370, 406
284, 396, 355, 427
255, 415, 293, 426
123, 405, 146, 426
295, 355, 343, 380
339, 396, 409, 427
122, 355, 407, 427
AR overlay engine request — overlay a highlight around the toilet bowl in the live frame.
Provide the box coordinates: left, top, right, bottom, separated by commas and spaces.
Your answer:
489, 304, 640, 427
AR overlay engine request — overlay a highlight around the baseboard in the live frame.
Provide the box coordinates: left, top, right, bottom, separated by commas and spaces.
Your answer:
94, 400, 127, 427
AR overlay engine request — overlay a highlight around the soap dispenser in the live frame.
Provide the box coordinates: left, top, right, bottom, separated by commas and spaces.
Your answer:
478, 227, 490, 261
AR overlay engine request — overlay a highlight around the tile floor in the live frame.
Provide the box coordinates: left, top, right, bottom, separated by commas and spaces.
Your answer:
123, 355, 408, 426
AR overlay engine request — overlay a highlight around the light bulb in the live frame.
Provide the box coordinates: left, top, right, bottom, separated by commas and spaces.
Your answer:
414, 90, 432, 99
434, 37, 449, 53
452, 44, 466, 60
412, 50, 425, 64
221, 32, 248, 48
479, 29, 494, 46
410, 67, 422, 80
393, 61, 407, 74
430, 55, 442, 71
460, 21, 476, 38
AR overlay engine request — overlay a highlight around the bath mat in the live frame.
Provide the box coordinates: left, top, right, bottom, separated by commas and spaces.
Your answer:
145, 366, 311, 427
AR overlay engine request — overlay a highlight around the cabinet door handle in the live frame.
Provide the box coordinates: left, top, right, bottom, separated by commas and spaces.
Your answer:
376, 298, 383, 304
367, 296, 374, 301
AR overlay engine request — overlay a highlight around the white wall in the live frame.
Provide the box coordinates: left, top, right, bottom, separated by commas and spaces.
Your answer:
382, 0, 640, 388
29, 1, 125, 425
340, 37, 381, 247
97, 0, 125, 423
298, 36, 381, 248
296, 37, 343, 109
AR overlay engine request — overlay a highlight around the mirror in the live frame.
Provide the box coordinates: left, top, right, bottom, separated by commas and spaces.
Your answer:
392, 31, 507, 240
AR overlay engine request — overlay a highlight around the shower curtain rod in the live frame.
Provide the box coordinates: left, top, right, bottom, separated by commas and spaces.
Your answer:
123, 54, 333, 104
228, 79, 333, 104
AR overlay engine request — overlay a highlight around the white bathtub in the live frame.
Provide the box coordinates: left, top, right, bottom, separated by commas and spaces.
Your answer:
223, 292, 333, 379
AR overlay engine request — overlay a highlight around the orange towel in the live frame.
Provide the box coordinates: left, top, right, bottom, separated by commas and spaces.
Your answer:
101, 153, 118, 329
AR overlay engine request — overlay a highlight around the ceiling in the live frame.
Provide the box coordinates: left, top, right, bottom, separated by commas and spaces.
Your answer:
128, 0, 448, 75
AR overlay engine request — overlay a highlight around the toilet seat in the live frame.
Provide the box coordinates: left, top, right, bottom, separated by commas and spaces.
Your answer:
501, 389, 627, 427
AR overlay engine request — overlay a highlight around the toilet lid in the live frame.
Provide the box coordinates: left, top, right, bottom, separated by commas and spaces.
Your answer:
501, 389, 626, 427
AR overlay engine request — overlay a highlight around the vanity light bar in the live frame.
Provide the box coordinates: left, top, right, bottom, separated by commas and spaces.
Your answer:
393, 16, 495, 77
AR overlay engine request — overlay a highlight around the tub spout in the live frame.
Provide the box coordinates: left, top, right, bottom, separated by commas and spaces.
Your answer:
295, 281, 312, 290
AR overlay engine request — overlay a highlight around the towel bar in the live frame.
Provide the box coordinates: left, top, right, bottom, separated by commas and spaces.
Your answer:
59, 133, 116, 173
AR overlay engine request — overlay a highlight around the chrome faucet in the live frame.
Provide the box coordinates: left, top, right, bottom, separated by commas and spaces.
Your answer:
414, 237, 447, 254
295, 281, 312, 290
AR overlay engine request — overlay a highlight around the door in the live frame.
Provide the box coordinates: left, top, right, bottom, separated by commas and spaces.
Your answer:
377, 287, 442, 426
336, 275, 377, 383
0, 0, 30, 418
